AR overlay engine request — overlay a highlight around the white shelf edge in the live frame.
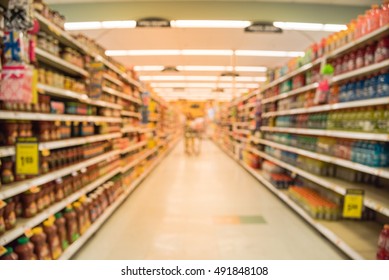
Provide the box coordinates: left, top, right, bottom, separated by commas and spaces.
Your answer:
331, 59, 389, 84
102, 86, 142, 104
260, 126, 389, 141
38, 84, 122, 110
34, 12, 90, 55
263, 96, 389, 117
261, 59, 323, 92
120, 141, 148, 155
256, 138, 389, 180
0, 110, 122, 123
35, 48, 89, 77
103, 73, 124, 87
0, 150, 121, 200
121, 110, 141, 118
262, 83, 319, 104
249, 148, 389, 217
121, 126, 140, 133
0, 168, 121, 246
121, 147, 158, 173
59, 139, 178, 260
0, 133, 122, 158
327, 24, 389, 58
215, 141, 365, 260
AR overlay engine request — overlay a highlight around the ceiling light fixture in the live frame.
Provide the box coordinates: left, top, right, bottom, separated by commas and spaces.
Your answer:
140, 75, 267, 82
135, 65, 267, 72
170, 20, 251, 28
181, 49, 233, 56
235, 50, 304, 57
273, 21, 347, 32
65, 21, 102, 30
151, 82, 258, 88
133, 66, 165, 71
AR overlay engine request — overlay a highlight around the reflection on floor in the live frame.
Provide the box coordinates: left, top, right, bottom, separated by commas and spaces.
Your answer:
73, 140, 346, 260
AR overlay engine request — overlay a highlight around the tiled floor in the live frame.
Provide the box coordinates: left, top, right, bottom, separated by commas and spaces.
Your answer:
73, 140, 346, 260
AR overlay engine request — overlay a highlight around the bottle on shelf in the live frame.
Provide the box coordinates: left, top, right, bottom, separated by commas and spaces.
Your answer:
377, 224, 389, 259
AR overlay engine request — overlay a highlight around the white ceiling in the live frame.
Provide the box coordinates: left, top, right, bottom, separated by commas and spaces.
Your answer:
46, 0, 375, 7
48, 0, 373, 100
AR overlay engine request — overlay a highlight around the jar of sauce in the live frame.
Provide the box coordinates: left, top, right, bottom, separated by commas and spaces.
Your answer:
43, 219, 62, 259
21, 188, 38, 218
4, 198, 16, 230
0, 247, 18, 260
1, 158, 15, 184
54, 212, 69, 251
63, 206, 80, 244
0, 200, 6, 235
30, 227, 52, 260
14, 237, 37, 260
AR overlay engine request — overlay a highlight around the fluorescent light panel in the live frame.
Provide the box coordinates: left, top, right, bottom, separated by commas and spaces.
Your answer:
140, 76, 266, 82
273, 21, 347, 32
133, 66, 165, 71
235, 50, 304, 57
151, 82, 258, 88
170, 20, 251, 28
106, 49, 303, 57
65, 20, 136, 30
135, 65, 267, 73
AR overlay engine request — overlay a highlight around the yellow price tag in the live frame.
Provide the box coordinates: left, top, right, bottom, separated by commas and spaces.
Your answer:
343, 189, 364, 219
0, 246, 7, 257
25, 229, 34, 238
16, 137, 39, 175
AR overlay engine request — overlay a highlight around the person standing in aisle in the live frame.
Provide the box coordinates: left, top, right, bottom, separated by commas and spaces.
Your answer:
184, 113, 196, 155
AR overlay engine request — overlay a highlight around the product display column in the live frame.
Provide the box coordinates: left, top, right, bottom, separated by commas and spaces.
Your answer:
0, 1, 179, 260
215, 7, 389, 260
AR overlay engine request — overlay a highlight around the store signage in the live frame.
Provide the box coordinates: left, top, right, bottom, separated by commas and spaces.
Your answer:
136, 17, 170, 28
245, 22, 282, 33
16, 137, 39, 175
342, 189, 364, 219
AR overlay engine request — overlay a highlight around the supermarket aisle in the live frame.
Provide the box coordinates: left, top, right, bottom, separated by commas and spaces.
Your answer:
73, 140, 346, 260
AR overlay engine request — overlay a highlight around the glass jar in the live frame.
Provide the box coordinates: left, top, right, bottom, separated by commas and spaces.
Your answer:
1, 158, 14, 184
4, 198, 16, 230
0, 200, 6, 235
21, 189, 38, 218
3, 121, 18, 145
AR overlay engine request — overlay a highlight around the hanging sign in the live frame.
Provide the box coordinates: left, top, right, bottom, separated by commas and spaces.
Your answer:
16, 137, 39, 175
342, 189, 364, 219
136, 17, 170, 28
245, 22, 282, 33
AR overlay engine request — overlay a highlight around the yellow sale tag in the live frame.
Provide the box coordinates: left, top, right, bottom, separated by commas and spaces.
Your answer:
25, 229, 33, 238
0, 246, 7, 257
16, 137, 39, 175
343, 189, 364, 219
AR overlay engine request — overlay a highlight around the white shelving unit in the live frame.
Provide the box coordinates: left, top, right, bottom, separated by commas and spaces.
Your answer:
103, 73, 124, 87
120, 141, 148, 155
0, 110, 122, 123
121, 110, 141, 118
0, 150, 121, 200
260, 126, 389, 141
0, 132, 122, 158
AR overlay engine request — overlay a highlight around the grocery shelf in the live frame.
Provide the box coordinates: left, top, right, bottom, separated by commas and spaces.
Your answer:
261, 59, 323, 92
121, 147, 158, 173
37, 84, 123, 110
121, 110, 141, 118
103, 73, 124, 87
331, 59, 389, 84
0, 150, 121, 200
138, 127, 156, 133
35, 48, 89, 77
260, 126, 389, 141
263, 96, 389, 118
0, 133, 122, 158
102, 86, 142, 104
58, 139, 178, 260
120, 141, 148, 155
0, 110, 122, 123
121, 126, 140, 133
234, 129, 251, 135
0, 167, 121, 246
328, 24, 389, 58
216, 141, 376, 260
262, 83, 319, 104
34, 12, 90, 55
255, 138, 389, 180
249, 148, 389, 217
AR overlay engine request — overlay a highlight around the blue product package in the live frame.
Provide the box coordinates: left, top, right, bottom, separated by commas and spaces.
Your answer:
376, 73, 389, 98
347, 82, 357, 101
368, 75, 378, 99
339, 84, 348, 102
355, 79, 365, 100
363, 78, 371, 100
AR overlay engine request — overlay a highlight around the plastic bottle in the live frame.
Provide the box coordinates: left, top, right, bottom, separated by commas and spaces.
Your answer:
377, 224, 389, 259
43, 219, 62, 260
377, 72, 389, 97
368, 5, 380, 33
54, 212, 69, 251
0, 247, 18, 260
365, 43, 377, 66
374, 36, 389, 63
14, 237, 37, 260
30, 226, 52, 260
356, 47, 366, 69
368, 75, 378, 99
380, 0, 389, 27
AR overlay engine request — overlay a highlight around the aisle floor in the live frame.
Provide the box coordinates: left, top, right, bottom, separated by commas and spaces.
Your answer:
74, 140, 346, 260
